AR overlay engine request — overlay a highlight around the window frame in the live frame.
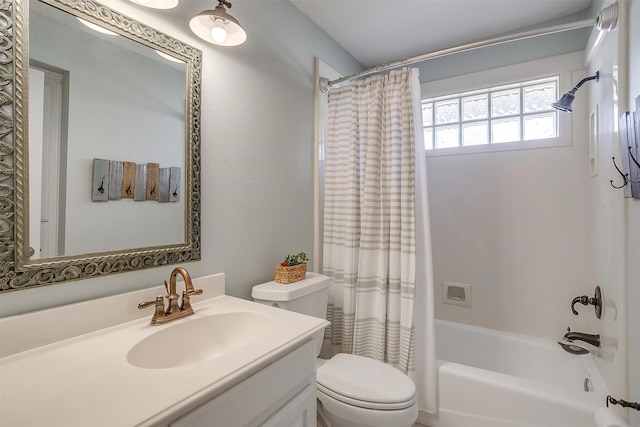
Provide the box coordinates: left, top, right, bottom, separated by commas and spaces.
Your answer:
420, 58, 575, 157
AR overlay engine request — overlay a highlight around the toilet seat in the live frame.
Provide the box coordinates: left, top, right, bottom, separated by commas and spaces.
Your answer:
316, 354, 416, 411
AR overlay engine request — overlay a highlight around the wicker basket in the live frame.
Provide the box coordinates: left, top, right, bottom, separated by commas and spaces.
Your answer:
274, 263, 307, 284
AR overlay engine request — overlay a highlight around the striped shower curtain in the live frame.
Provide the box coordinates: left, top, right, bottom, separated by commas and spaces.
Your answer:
322, 67, 436, 413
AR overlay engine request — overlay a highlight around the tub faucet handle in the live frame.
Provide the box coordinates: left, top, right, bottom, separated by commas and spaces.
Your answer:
570, 286, 602, 318
570, 295, 589, 314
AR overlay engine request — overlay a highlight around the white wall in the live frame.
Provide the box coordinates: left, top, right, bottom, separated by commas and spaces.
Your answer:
625, 0, 640, 424
0, 0, 361, 316
584, 0, 630, 406
28, 68, 45, 259
424, 53, 595, 341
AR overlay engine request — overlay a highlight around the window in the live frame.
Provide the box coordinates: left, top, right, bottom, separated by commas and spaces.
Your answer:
422, 77, 559, 151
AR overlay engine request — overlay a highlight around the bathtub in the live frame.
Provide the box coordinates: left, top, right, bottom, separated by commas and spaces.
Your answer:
420, 320, 608, 427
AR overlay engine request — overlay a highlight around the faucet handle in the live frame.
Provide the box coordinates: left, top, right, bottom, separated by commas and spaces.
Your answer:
181, 290, 193, 312
138, 295, 164, 309
138, 296, 166, 325
186, 287, 203, 296
570, 286, 603, 318
180, 287, 202, 312
571, 296, 589, 315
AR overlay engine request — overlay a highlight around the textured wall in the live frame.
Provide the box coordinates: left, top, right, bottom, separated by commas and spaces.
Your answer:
0, 0, 361, 317
423, 53, 594, 341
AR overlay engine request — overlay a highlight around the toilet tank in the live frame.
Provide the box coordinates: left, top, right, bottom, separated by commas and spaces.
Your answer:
251, 272, 329, 320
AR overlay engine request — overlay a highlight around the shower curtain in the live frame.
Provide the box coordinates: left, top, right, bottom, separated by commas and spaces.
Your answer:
322, 68, 436, 414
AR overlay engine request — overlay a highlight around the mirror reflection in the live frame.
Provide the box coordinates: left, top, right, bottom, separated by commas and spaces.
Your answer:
1, 0, 201, 292
28, 0, 186, 259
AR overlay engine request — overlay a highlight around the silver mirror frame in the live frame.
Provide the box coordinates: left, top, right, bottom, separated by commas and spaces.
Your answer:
0, 0, 202, 292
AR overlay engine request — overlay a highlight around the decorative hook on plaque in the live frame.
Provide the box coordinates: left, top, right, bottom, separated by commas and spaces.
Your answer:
609, 157, 629, 189
606, 395, 640, 411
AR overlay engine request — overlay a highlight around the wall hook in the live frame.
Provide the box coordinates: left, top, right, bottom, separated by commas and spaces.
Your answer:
607, 395, 640, 411
609, 157, 629, 188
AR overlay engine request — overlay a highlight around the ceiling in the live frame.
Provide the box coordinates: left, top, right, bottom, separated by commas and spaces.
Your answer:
289, 0, 593, 68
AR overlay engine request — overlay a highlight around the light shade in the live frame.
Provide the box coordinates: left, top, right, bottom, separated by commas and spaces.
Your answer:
189, 1, 247, 46
77, 18, 118, 35
128, 0, 179, 9
552, 71, 599, 113
155, 50, 185, 64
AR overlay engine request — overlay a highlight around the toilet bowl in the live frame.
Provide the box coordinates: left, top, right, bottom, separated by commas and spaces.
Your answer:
251, 273, 418, 427
316, 353, 417, 427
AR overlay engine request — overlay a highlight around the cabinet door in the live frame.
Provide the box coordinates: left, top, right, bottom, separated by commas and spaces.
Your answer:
170, 340, 316, 427
260, 384, 316, 427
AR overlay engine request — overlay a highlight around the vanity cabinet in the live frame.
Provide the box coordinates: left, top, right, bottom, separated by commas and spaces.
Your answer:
169, 340, 317, 427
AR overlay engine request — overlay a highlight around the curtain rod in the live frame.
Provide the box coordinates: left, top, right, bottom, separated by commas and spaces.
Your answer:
320, 18, 596, 92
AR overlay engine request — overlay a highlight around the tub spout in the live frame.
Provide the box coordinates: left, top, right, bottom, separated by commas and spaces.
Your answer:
563, 327, 600, 348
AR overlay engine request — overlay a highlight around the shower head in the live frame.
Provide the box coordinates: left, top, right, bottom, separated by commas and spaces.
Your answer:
552, 71, 599, 113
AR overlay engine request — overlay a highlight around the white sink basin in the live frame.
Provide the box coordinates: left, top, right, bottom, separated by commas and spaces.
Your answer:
127, 311, 273, 369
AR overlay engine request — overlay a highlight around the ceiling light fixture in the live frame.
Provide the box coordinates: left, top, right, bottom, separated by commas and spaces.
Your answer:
77, 18, 118, 35
128, 0, 179, 10
189, 0, 247, 47
155, 50, 185, 64
552, 71, 599, 113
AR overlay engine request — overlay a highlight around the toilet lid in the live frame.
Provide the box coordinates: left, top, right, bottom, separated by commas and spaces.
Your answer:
316, 354, 416, 410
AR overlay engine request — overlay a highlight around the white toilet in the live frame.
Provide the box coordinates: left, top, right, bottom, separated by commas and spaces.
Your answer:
251, 273, 418, 427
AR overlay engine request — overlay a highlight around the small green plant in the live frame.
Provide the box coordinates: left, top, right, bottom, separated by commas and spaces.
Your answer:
280, 252, 308, 267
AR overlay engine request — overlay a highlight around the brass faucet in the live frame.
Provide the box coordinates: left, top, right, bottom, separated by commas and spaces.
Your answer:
138, 267, 203, 325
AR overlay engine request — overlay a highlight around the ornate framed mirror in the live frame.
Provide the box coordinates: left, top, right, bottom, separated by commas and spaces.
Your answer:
0, 0, 202, 292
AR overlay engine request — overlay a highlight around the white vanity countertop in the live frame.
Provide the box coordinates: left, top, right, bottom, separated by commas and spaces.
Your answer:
0, 291, 327, 426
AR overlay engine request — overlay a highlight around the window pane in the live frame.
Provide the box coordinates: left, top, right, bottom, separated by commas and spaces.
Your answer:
524, 82, 557, 113
462, 122, 488, 146
424, 127, 434, 150
435, 99, 459, 124
492, 89, 520, 117
422, 75, 561, 151
435, 125, 459, 148
524, 113, 556, 140
462, 94, 488, 121
422, 103, 433, 126
492, 118, 520, 143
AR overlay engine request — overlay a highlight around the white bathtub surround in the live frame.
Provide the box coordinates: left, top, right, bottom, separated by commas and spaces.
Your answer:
417, 320, 609, 427
594, 407, 629, 427
322, 67, 436, 414
0, 273, 328, 426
